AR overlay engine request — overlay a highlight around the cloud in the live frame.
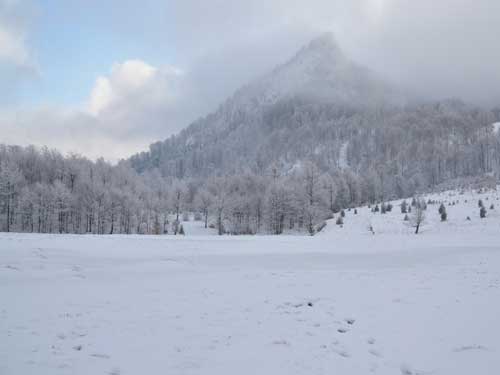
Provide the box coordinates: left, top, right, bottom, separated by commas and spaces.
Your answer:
0, 59, 186, 162
87, 60, 177, 116
0, 0, 37, 105
0, 25, 29, 66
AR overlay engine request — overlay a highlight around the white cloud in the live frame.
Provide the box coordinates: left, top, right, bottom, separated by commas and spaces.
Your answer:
0, 0, 33, 69
0, 25, 29, 65
87, 60, 164, 116
0, 59, 186, 162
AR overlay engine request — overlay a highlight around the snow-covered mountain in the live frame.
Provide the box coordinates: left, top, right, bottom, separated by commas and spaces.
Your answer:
129, 33, 498, 196
226, 33, 402, 113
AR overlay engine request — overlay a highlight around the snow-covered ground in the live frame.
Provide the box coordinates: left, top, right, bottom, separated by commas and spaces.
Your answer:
1, 188, 500, 375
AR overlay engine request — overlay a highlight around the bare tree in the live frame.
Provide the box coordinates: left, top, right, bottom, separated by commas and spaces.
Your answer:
410, 198, 426, 234
195, 189, 212, 229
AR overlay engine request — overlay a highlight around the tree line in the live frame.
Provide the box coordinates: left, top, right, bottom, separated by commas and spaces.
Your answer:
0, 144, 361, 235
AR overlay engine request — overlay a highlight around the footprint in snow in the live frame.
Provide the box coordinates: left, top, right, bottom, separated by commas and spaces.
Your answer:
453, 345, 488, 352
272, 339, 290, 347
333, 348, 350, 358
368, 349, 383, 358
4, 265, 20, 271
91, 353, 111, 359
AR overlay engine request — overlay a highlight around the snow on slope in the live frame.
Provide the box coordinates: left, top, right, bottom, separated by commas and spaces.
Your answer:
1, 188, 500, 375
321, 186, 500, 237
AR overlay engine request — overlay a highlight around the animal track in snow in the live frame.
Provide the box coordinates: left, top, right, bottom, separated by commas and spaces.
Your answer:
368, 348, 383, 358
333, 348, 350, 358
453, 344, 488, 352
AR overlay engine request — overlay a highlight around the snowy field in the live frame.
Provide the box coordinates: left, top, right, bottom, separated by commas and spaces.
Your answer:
1, 189, 500, 375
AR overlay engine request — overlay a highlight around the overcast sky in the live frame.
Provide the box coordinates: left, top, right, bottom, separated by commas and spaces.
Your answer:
1, 0, 500, 161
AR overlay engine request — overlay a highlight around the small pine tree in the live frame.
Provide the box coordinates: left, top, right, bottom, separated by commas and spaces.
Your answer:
403, 214, 409, 221
374, 204, 379, 213
336, 217, 344, 226
401, 200, 408, 214
478, 199, 484, 208
386, 203, 393, 212
440, 211, 447, 222
354, 208, 358, 215
490, 204, 495, 210
179, 224, 185, 235
411, 197, 417, 207
340, 210, 346, 218
438, 203, 446, 215
480, 206, 487, 218
381, 203, 386, 214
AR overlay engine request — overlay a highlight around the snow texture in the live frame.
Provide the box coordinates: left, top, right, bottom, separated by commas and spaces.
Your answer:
1, 188, 500, 375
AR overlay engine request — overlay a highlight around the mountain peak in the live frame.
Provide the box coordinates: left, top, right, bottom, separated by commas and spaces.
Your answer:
290, 32, 345, 67
228, 32, 403, 113
305, 32, 340, 52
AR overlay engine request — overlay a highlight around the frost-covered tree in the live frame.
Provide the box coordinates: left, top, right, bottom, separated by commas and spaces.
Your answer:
0, 161, 24, 232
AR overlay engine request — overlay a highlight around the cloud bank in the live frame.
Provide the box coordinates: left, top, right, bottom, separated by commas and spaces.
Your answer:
1, 0, 500, 161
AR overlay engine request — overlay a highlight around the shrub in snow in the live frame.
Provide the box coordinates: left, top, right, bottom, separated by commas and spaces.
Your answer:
403, 214, 409, 221
480, 206, 487, 218
386, 203, 393, 212
466, 216, 471, 221
368, 224, 375, 234
179, 225, 185, 235
373, 204, 380, 213
354, 209, 358, 215
439, 203, 447, 221
401, 200, 408, 213
490, 204, 495, 210
478, 199, 484, 208
336, 217, 344, 225
340, 210, 346, 218
411, 197, 417, 207
315, 221, 327, 233
438, 203, 446, 215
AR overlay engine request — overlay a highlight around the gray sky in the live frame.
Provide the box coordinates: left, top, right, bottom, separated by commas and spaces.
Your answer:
1, 0, 500, 161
